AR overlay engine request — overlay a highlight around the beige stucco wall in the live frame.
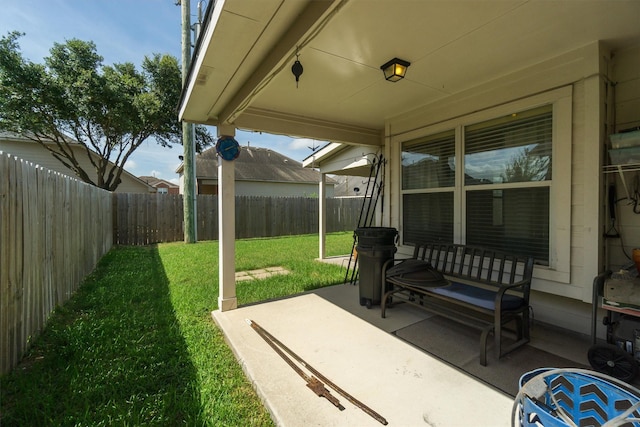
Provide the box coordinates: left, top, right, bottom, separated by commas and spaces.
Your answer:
383, 41, 630, 335
0, 139, 152, 194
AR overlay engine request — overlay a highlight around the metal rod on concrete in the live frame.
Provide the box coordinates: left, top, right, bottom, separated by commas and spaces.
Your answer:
247, 319, 388, 425
247, 319, 344, 410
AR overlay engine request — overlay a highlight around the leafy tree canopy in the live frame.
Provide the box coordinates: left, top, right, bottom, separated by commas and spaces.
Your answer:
0, 32, 212, 191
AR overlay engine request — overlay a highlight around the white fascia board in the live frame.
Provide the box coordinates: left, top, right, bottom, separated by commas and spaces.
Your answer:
178, 0, 226, 122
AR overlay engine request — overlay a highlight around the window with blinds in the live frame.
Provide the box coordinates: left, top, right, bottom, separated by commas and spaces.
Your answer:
402, 131, 455, 244
464, 105, 552, 263
465, 188, 549, 262
402, 130, 456, 190
403, 192, 454, 245
464, 105, 552, 185
401, 104, 553, 264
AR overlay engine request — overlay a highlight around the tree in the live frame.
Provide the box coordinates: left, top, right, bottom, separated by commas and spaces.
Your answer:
0, 32, 212, 191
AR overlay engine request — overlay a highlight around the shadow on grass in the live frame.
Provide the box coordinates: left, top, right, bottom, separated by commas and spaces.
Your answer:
0, 246, 205, 425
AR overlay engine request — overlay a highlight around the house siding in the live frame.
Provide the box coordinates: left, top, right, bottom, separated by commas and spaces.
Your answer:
385, 41, 620, 334
0, 139, 151, 194
313, 144, 382, 177
194, 179, 336, 197
235, 181, 333, 198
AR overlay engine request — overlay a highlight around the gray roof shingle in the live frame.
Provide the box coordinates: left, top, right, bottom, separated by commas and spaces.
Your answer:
190, 146, 334, 184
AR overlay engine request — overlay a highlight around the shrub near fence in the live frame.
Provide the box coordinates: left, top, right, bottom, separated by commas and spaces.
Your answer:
1, 152, 113, 375
113, 194, 362, 245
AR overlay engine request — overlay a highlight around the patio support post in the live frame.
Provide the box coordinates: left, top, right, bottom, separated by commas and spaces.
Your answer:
318, 173, 327, 259
384, 127, 394, 228
217, 125, 237, 311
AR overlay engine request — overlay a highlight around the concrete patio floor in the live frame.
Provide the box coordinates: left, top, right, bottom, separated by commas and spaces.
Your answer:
211, 278, 593, 427
211, 252, 594, 426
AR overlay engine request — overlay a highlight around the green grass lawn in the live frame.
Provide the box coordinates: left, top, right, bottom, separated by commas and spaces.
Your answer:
0, 232, 353, 426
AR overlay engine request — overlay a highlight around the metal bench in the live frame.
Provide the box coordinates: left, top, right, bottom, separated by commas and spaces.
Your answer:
381, 243, 535, 365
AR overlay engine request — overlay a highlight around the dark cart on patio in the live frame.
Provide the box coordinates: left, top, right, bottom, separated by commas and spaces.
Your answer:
590, 270, 640, 382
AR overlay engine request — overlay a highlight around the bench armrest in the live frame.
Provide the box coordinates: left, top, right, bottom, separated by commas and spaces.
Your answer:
494, 278, 532, 311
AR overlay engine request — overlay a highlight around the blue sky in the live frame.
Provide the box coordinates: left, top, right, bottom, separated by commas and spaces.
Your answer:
1, 0, 324, 183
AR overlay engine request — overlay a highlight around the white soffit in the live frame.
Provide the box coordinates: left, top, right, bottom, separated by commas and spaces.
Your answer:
181, 0, 640, 142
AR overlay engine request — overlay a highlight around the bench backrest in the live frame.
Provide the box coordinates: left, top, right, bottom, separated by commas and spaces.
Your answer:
414, 243, 535, 297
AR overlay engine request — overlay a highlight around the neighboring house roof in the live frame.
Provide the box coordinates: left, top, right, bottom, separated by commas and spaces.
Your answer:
139, 176, 179, 189
0, 131, 154, 193
177, 145, 336, 185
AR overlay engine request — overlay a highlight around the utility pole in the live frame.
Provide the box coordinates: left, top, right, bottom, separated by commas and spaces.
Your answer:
179, 0, 197, 243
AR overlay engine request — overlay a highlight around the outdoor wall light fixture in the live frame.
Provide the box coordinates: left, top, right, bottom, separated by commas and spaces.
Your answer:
380, 58, 410, 82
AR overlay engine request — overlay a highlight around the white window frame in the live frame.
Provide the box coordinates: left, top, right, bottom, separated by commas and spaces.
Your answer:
396, 86, 572, 283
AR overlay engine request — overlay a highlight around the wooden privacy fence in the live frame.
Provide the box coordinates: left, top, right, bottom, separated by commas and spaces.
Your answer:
112, 193, 184, 245
1, 158, 362, 374
112, 194, 363, 245
1, 152, 113, 375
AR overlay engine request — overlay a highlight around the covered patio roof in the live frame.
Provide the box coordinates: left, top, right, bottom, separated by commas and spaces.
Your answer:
178, 0, 640, 142
176, 0, 640, 315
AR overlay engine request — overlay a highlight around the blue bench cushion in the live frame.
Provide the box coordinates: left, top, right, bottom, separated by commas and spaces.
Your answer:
428, 282, 524, 311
